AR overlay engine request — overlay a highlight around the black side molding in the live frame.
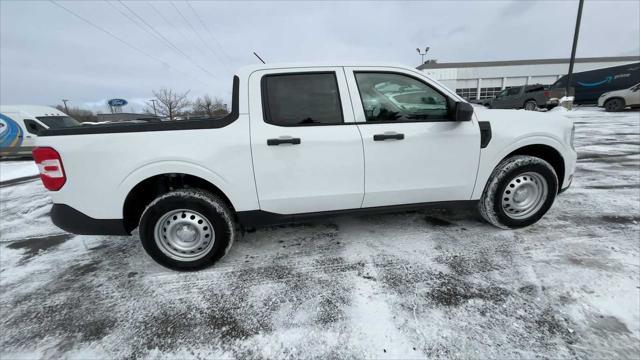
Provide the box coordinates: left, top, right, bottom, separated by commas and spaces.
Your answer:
478, 121, 492, 148
38, 76, 240, 136
51, 204, 129, 235
237, 200, 478, 227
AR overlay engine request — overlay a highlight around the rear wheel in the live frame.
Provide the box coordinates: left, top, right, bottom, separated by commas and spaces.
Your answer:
524, 100, 537, 111
479, 155, 558, 229
604, 98, 625, 112
139, 189, 235, 270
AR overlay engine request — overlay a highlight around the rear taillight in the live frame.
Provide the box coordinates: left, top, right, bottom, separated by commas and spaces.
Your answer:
544, 91, 550, 98
32, 147, 66, 191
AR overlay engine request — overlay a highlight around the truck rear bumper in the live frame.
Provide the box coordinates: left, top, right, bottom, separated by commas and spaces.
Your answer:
545, 99, 559, 109
51, 204, 129, 236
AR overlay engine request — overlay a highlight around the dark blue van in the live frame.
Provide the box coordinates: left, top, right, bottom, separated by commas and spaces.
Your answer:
550, 62, 640, 104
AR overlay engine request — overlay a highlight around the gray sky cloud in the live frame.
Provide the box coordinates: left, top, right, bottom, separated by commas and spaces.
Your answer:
1, 0, 638, 113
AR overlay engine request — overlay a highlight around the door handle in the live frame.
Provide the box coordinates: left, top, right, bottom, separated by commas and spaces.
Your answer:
267, 137, 301, 146
373, 133, 404, 141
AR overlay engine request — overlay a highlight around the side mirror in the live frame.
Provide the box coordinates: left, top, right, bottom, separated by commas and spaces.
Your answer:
454, 102, 474, 121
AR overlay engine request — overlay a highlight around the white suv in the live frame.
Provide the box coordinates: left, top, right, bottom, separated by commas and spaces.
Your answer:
598, 83, 640, 112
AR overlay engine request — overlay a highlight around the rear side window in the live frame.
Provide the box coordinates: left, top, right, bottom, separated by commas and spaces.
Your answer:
262, 73, 343, 126
23, 119, 46, 134
36, 116, 80, 128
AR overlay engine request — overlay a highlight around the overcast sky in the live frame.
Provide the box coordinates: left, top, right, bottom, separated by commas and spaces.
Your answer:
1, 0, 639, 113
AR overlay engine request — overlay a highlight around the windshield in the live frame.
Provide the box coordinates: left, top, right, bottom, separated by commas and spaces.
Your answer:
36, 116, 81, 128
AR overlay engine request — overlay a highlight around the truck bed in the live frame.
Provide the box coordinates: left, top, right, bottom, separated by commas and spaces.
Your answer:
38, 77, 239, 137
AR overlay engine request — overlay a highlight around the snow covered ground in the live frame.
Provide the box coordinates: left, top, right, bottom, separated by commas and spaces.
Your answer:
0, 161, 38, 183
0, 107, 638, 359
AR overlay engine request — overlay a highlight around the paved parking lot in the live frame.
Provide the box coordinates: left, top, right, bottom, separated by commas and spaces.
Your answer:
1, 107, 638, 359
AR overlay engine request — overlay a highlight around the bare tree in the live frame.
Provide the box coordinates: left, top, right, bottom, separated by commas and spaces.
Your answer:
192, 95, 229, 118
55, 105, 98, 123
147, 88, 191, 120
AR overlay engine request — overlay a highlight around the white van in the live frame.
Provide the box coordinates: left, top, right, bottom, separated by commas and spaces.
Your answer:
0, 105, 80, 158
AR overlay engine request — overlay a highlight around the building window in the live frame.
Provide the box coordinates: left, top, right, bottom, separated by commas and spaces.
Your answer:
479, 87, 502, 99
456, 88, 477, 100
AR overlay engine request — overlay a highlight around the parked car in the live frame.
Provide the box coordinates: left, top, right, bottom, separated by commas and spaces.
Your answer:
597, 83, 640, 111
0, 105, 80, 158
488, 84, 556, 110
33, 63, 577, 270
549, 62, 640, 104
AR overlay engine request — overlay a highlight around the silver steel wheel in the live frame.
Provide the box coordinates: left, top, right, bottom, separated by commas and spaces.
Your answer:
524, 101, 537, 111
154, 209, 215, 261
501, 172, 548, 220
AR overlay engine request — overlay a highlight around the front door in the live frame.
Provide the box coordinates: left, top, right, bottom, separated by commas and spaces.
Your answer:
249, 68, 364, 214
344, 67, 481, 208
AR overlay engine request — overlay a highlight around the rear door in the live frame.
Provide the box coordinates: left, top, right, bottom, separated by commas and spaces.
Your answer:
249, 67, 364, 214
504, 86, 523, 108
344, 67, 480, 208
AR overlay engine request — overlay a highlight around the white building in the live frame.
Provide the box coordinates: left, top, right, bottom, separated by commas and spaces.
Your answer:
417, 56, 640, 100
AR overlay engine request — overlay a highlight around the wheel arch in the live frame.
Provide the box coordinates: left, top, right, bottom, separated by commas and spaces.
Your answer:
505, 144, 564, 189
122, 173, 236, 234
472, 137, 568, 199
604, 96, 626, 105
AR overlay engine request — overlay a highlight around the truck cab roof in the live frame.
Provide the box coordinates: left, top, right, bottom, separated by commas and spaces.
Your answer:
0, 105, 67, 118
235, 62, 432, 80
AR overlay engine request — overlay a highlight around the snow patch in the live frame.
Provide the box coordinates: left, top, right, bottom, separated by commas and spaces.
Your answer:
0, 161, 38, 182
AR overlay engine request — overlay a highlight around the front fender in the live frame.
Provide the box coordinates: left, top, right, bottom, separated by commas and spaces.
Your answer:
471, 135, 574, 199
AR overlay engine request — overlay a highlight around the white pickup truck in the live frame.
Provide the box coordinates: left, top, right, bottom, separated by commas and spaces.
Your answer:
33, 63, 577, 270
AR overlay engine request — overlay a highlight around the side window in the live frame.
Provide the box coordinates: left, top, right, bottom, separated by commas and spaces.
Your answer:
507, 87, 521, 96
23, 119, 46, 134
354, 72, 448, 122
262, 72, 343, 126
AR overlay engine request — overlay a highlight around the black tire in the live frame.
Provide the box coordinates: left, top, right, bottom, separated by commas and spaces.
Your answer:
524, 100, 537, 111
604, 98, 625, 112
479, 155, 558, 229
139, 189, 236, 271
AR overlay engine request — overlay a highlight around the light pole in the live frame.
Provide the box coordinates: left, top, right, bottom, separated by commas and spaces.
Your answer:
416, 47, 430, 65
566, 0, 584, 98
62, 99, 70, 114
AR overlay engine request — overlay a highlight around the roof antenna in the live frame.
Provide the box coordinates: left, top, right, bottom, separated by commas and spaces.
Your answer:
253, 52, 266, 64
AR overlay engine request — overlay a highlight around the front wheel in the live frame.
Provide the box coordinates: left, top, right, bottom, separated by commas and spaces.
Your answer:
139, 189, 236, 270
604, 98, 625, 112
479, 155, 558, 229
